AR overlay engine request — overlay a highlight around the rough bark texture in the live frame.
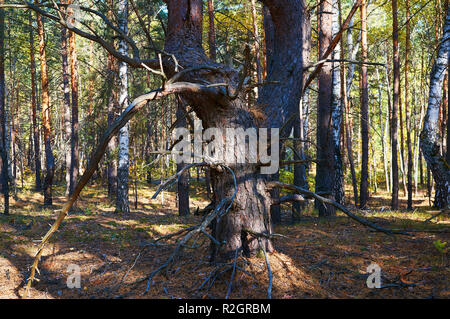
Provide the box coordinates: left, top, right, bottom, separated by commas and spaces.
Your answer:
260, 4, 280, 224
116, 0, 130, 213
315, 0, 336, 216
35, 0, 55, 206
420, 6, 449, 209
163, 0, 305, 259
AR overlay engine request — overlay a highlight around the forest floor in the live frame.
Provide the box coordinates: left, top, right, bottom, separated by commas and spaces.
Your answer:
0, 179, 448, 299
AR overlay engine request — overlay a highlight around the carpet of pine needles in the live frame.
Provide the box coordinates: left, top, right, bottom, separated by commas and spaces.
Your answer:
0, 179, 448, 299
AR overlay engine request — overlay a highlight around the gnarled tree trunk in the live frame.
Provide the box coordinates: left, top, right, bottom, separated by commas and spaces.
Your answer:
420, 6, 449, 209
164, 0, 306, 260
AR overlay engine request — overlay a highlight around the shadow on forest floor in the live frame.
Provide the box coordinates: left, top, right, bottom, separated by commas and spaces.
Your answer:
0, 179, 448, 299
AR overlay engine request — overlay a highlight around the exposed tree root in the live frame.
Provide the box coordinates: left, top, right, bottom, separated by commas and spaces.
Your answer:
143, 163, 238, 295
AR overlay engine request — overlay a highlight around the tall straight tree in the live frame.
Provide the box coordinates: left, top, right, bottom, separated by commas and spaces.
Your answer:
0, 0, 8, 215
331, 0, 344, 204
405, 0, 413, 210
176, 98, 189, 216
391, 0, 400, 210
293, 5, 311, 219
420, 6, 449, 209
68, 2, 79, 197
316, 0, 336, 216
207, 0, 216, 61
35, 0, 55, 206
29, 12, 41, 191
116, 0, 130, 213
250, 0, 263, 86
262, 4, 281, 224
60, 4, 71, 196
359, 0, 369, 208
106, 0, 118, 198
344, 16, 359, 205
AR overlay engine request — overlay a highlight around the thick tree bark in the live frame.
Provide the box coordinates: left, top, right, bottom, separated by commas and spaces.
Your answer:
35, 0, 55, 206
359, 0, 369, 208
0, 0, 8, 214
420, 6, 449, 209
29, 12, 42, 191
261, 5, 280, 224
391, 0, 400, 210
163, 0, 306, 259
116, 0, 130, 213
315, 0, 336, 216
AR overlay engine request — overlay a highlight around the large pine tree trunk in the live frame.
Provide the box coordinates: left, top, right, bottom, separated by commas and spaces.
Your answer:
165, 0, 306, 259
260, 5, 281, 225
420, 6, 449, 209
35, 0, 55, 206
315, 0, 336, 216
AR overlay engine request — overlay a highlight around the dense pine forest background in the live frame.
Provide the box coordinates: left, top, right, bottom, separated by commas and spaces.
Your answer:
0, 0, 448, 299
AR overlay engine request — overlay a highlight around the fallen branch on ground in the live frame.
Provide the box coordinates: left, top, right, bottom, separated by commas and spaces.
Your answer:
142, 164, 238, 295
268, 181, 411, 236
